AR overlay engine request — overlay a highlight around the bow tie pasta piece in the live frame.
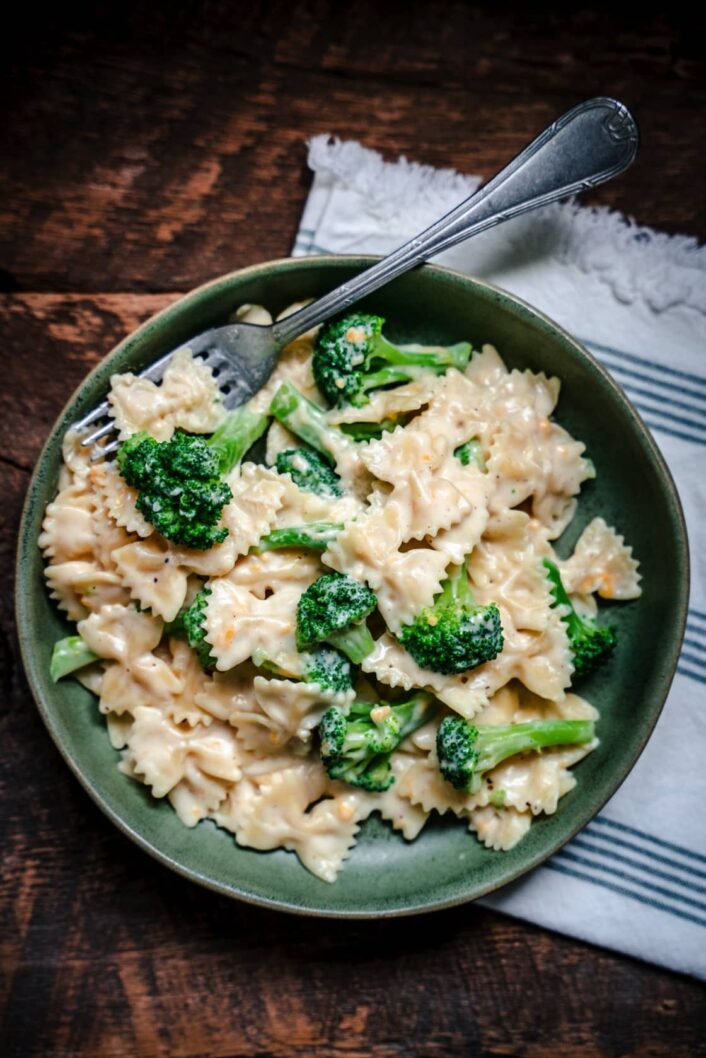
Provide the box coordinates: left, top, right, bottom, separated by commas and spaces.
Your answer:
111, 530, 241, 623
484, 603, 573, 703
120, 705, 241, 825
469, 511, 557, 631
42, 458, 137, 618
273, 472, 362, 529
558, 517, 642, 601
361, 634, 492, 719
265, 419, 300, 465
204, 576, 301, 672
355, 754, 430, 841
396, 750, 481, 818
463, 343, 510, 387
221, 463, 288, 554
90, 461, 153, 537
226, 549, 323, 600
468, 806, 533, 851
358, 371, 484, 484
40, 440, 119, 615
163, 638, 215, 726
39, 482, 95, 563
45, 562, 127, 622
78, 604, 182, 718
322, 466, 474, 634
224, 675, 354, 755
486, 418, 593, 539
214, 762, 368, 883
428, 459, 491, 567
108, 348, 225, 442
193, 662, 261, 725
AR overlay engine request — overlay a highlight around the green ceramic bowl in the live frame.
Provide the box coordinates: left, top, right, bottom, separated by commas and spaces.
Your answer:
17, 256, 688, 917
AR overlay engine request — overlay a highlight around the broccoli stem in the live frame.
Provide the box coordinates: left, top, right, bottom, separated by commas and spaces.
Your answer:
542, 559, 582, 640
326, 621, 375, 664
255, 521, 343, 552
473, 720, 595, 774
348, 334, 471, 402
438, 561, 475, 609
206, 406, 269, 475
340, 419, 397, 441
270, 382, 345, 465
372, 336, 471, 371
50, 636, 98, 682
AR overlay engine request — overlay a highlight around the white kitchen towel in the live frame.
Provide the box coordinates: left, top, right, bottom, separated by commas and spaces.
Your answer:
294, 135, 706, 980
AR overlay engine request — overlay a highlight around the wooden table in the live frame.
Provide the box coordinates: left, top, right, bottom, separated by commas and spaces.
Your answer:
1, 4, 704, 1055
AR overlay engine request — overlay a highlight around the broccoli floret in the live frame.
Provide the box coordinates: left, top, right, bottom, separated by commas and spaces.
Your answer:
437, 714, 595, 793
50, 635, 98, 682
543, 558, 617, 678
399, 561, 503, 675
306, 646, 354, 694
454, 438, 486, 471
319, 693, 434, 791
256, 521, 343, 553
116, 407, 268, 550
252, 644, 353, 694
313, 313, 471, 408
270, 382, 353, 467
165, 587, 215, 670
117, 432, 231, 550
296, 572, 377, 663
274, 447, 343, 498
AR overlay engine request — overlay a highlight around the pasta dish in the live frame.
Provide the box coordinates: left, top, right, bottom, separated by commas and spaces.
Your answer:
40, 301, 641, 882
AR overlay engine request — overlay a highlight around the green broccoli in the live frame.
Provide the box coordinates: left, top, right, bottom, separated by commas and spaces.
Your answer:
436, 714, 595, 793
50, 635, 98, 682
270, 383, 354, 467
339, 419, 398, 442
253, 645, 353, 694
296, 572, 377, 663
165, 587, 215, 670
543, 558, 617, 678
454, 438, 486, 471
399, 561, 503, 675
256, 521, 343, 553
117, 430, 232, 549
312, 313, 471, 408
274, 447, 343, 498
319, 692, 434, 791
305, 646, 354, 694
116, 407, 268, 550
206, 405, 269, 475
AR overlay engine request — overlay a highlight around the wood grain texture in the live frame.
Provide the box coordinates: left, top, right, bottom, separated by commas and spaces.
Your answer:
1, 3, 705, 1056
1, 2, 705, 293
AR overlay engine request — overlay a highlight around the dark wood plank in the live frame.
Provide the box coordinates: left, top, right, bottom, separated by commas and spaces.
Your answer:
1, 294, 705, 1058
1, 2, 704, 293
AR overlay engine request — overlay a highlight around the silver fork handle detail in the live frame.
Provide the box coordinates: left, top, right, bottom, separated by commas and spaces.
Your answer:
273, 97, 638, 347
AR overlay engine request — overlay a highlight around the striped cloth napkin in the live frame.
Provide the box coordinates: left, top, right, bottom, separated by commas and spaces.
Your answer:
293, 136, 706, 980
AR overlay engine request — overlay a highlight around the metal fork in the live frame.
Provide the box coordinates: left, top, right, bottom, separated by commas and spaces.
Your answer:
77, 97, 638, 457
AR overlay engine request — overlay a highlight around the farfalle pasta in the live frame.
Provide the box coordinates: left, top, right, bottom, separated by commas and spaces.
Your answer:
41, 302, 641, 882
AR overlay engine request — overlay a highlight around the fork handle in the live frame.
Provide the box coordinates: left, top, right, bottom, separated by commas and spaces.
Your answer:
273, 96, 638, 347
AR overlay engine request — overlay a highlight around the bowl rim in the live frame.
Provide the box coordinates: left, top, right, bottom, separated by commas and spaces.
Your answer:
16, 254, 690, 918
